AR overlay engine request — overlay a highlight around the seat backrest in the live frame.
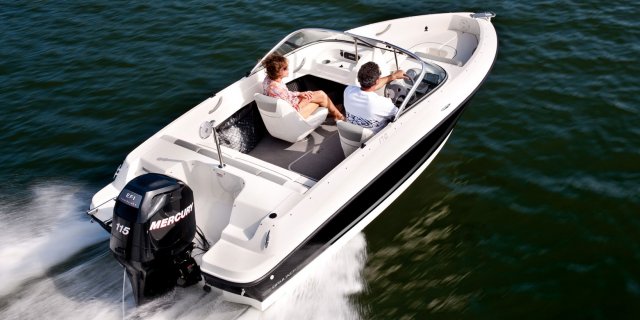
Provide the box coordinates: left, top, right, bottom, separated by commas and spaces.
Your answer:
254, 93, 327, 143
337, 120, 374, 157
254, 93, 298, 118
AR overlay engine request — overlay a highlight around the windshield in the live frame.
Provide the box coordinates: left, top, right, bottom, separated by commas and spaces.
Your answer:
251, 28, 446, 116
250, 29, 353, 74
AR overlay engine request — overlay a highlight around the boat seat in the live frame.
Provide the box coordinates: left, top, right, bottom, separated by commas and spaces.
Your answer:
254, 93, 328, 143
336, 120, 374, 157
222, 171, 293, 243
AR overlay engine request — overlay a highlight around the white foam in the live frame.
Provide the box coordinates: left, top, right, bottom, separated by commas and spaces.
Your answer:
0, 182, 108, 296
240, 232, 368, 320
125, 232, 368, 320
0, 182, 367, 319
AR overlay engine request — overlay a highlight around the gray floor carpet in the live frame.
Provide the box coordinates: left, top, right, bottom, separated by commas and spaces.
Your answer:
248, 124, 345, 181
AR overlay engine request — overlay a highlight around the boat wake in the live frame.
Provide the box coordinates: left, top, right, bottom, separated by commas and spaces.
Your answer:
241, 232, 367, 320
0, 182, 108, 297
0, 181, 367, 319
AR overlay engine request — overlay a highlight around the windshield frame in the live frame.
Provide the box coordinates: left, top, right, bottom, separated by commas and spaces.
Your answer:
250, 28, 439, 119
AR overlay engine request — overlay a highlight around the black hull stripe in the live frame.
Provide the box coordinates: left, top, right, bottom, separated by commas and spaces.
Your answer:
203, 99, 470, 301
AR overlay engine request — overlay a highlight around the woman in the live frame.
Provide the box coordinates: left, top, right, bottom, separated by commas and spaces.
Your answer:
262, 53, 345, 120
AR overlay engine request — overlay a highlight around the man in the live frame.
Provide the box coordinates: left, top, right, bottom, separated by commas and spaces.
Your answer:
343, 62, 406, 133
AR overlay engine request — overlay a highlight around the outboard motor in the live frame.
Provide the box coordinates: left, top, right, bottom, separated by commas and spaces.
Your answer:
110, 173, 201, 304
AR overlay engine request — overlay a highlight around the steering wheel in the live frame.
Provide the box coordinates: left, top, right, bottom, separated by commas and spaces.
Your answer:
384, 71, 415, 106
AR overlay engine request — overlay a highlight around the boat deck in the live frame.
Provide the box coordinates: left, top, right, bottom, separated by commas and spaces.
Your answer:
248, 122, 344, 181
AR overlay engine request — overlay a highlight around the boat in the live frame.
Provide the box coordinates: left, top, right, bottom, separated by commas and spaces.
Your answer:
87, 11, 498, 310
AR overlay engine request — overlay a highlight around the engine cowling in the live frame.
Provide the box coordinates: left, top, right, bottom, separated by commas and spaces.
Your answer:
110, 173, 201, 304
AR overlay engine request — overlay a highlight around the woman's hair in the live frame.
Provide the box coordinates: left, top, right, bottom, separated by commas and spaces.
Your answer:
261, 53, 287, 80
357, 62, 381, 89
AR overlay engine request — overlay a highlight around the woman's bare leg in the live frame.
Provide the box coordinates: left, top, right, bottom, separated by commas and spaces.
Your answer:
310, 90, 344, 120
298, 101, 321, 119
298, 90, 345, 120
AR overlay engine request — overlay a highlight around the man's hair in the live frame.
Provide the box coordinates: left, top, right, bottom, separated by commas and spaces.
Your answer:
261, 53, 287, 80
357, 62, 381, 89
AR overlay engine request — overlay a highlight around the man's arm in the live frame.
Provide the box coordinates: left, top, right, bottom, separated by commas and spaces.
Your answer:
372, 70, 406, 91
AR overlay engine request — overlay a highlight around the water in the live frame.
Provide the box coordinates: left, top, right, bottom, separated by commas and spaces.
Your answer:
1, 1, 639, 319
